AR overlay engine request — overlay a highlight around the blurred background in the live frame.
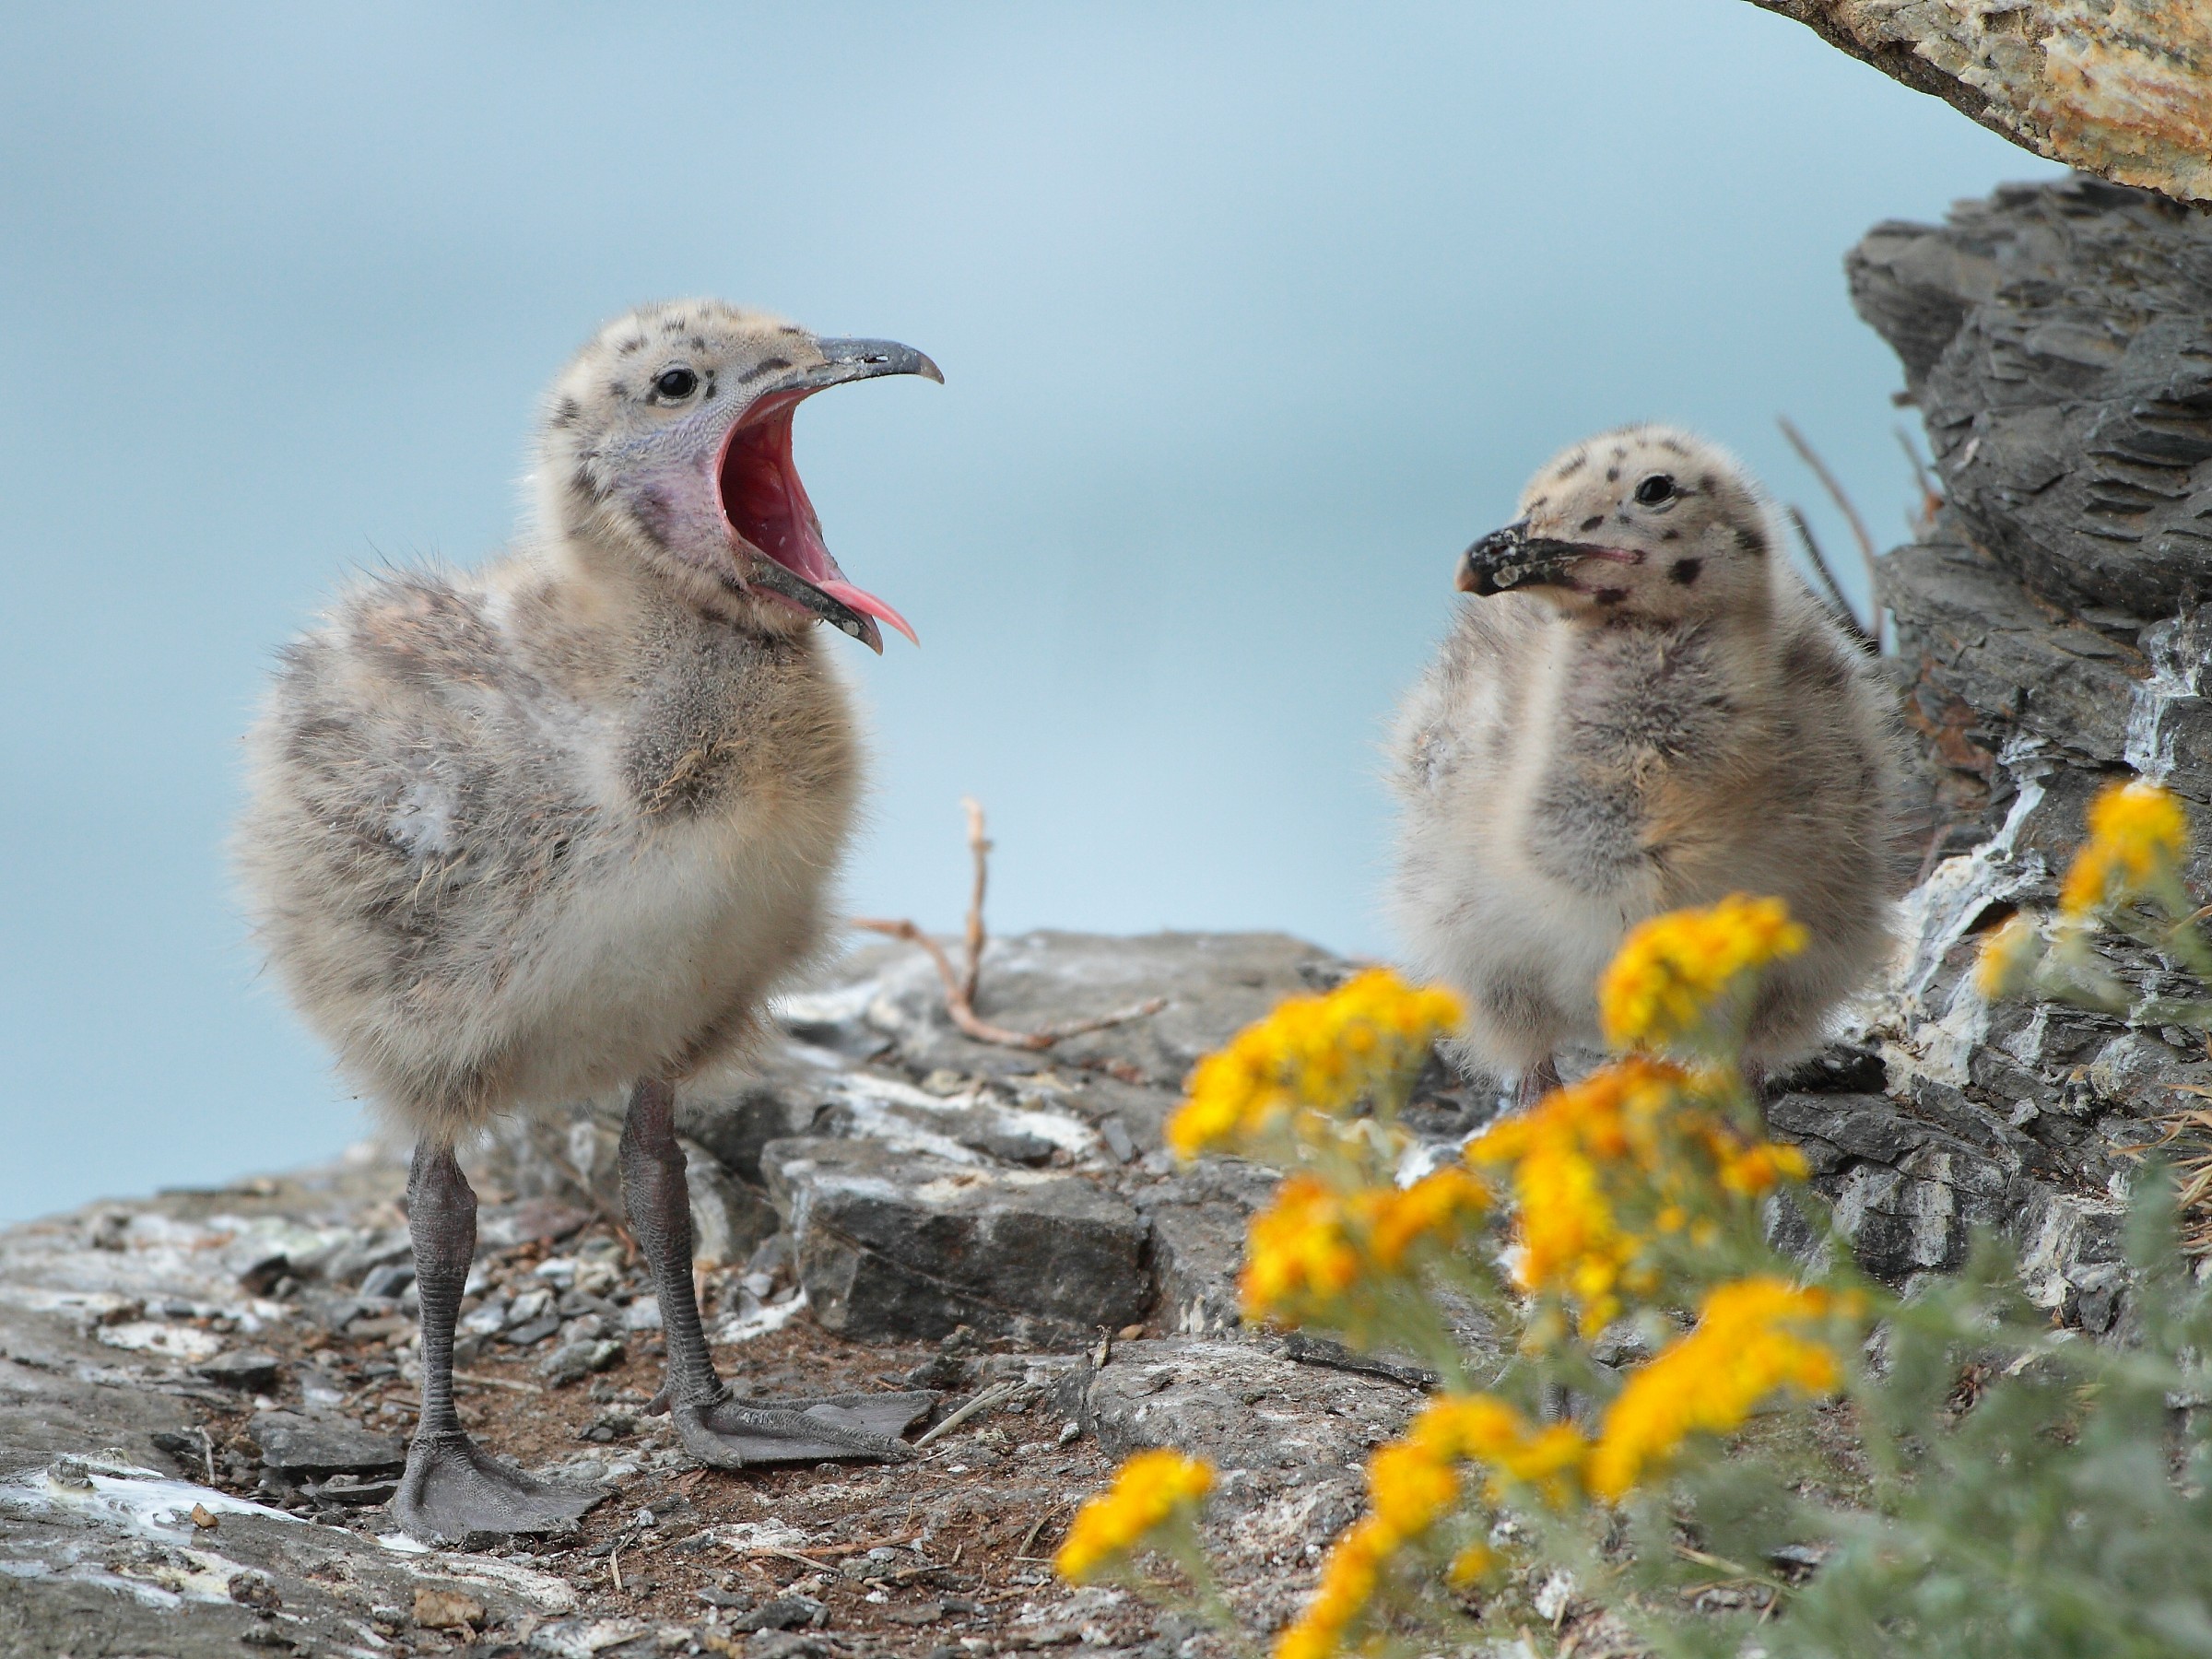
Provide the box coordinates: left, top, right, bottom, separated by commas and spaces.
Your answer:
0, 3, 2053, 1219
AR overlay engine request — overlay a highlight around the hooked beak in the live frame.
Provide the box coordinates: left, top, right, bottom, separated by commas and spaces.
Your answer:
1455, 520, 1584, 596
714, 336, 942, 653
1454, 520, 1641, 597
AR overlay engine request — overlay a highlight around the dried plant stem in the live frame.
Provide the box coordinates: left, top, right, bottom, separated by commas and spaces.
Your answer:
851, 799, 1166, 1053
962, 796, 988, 1006
1785, 504, 1876, 653
1779, 415, 1885, 651
913, 1381, 1018, 1448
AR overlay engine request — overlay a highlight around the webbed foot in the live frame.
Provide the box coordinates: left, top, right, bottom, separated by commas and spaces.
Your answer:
670, 1389, 935, 1470
392, 1428, 605, 1544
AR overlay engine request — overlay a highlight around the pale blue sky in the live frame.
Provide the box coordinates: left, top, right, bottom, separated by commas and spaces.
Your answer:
0, 5, 2053, 1219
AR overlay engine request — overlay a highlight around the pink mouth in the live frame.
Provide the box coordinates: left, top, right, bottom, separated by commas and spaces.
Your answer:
714, 391, 919, 646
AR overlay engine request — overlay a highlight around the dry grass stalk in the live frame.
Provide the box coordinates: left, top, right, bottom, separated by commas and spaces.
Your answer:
1778, 415, 1884, 652
852, 798, 1165, 1052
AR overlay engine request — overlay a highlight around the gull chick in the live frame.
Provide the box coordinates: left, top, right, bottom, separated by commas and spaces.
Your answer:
237, 300, 940, 1541
1389, 425, 1894, 1100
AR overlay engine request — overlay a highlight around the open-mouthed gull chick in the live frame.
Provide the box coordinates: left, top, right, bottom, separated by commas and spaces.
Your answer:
1388, 424, 1895, 1103
237, 300, 941, 1541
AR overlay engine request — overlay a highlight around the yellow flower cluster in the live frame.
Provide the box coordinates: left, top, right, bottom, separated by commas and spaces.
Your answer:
1240, 1168, 1491, 1327
1276, 1396, 1580, 1659
2058, 779, 2188, 919
1585, 1277, 1844, 1500
1168, 971, 1464, 1159
1465, 1057, 1806, 1332
1054, 1449, 1214, 1583
1598, 895, 1807, 1052
1279, 1283, 1853, 1656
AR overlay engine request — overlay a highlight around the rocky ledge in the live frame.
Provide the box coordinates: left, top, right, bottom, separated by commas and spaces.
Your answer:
7, 172, 2211, 1659
0, 931, 1488, 1659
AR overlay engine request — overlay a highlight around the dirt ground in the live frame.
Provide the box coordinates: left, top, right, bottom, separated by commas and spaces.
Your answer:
183, 1210, 1143, 1659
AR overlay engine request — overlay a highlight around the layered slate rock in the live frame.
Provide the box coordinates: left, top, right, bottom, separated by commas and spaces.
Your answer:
762, 1138, 1152, 1343
1786, 171, 2212, 1315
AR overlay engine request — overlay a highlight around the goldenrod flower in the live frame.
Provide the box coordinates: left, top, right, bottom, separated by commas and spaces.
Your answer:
1275, 1394, 1586, 1659
1973, 913, 2039, 1000
1465, 1056, 1808, 1332
1241, 1167, 1491, 1328
2058, 780, 2189, 920
1598, 895, 1807, 1052
1446, 1542, 1496, 1586
1411, 1394, 1588, 1506
1055, 1449, 1214, 1583
1370, 1166, 1491, 1267
1586, 1277, 1844, 1500
1168, 971, 1464, 1159
1274, 1516, 1394, 1659
1240, 1177, 1364, 1324
1466, 1058, 1680, 1331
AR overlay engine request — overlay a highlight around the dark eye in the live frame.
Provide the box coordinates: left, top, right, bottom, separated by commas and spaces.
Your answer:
1633, 473, 1677, 507
653, 367, 699, 400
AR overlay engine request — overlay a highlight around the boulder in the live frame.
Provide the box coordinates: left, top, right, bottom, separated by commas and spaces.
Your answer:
761, 1138, 1153, 1343
244, 1410, 404, 1477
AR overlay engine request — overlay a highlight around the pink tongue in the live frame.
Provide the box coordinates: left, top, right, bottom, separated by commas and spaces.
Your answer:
818, 579, 919, 647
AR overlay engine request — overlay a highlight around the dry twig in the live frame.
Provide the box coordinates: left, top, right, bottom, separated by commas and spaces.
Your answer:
1784, 504, 1876, 654
913, 1381, 1018, 1448
852, 799, 1166, 1052
1778, 415, 1885, 652
1895, 423, 1943, 532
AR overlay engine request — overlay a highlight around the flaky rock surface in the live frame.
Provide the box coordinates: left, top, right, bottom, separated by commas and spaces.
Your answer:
1751, 2, 2212, 203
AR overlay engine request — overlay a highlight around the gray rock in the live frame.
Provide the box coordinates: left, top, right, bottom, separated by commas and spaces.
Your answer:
736, 1593, 830, 1631
809, 929, 1353, 1089
762, 1137, 1153, 1343
539, 1336, 625, 1387
1852, 174, 2212, 621
1080, 1337, 1416, 1479
193, 1349, 282, 1393
1817, 171, 2212, 1318
245, 1410, 405, 1477
1132, 1160, 1277, 1338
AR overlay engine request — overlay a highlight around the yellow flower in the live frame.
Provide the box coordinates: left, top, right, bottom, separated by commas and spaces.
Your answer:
1369, 1166, 1491, 1267
1240, 1167, 1492, 1328
1168, 971, 1464, 1159
1598, 895, 1808, 1052
1586, 1277, 1845, 1500
1412, 1394, 1589, 1506
1055, 1450, 1214, 1583
1275, 1394, 1590, 1659
1466, 1058, 1679, 1331
1274, 1516, 1395, 1659
1974, 913, 2039, 1000
1446, 1542, 1496, 1586
2058, 780, 2189, 919
1240, 1177, 1364, 1324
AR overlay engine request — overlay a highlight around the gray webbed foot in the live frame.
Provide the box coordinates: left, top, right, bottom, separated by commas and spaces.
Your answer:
670, 1389, 934, 1470
393, 1429, 605, 1544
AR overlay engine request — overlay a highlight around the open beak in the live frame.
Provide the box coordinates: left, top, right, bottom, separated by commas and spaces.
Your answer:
1454, 519, 1639, 597
715, 337, 942, 653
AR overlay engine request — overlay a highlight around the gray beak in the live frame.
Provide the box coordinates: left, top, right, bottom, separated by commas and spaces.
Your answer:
772, 337, 945, 395
1454, 519, 1587, 596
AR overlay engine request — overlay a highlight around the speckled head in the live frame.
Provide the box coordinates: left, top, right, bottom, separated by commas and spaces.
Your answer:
535, 299, 941, 651
1456, 424, 1781, 626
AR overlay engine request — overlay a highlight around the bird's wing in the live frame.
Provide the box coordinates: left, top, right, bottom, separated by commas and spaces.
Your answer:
253, 569, 597, 967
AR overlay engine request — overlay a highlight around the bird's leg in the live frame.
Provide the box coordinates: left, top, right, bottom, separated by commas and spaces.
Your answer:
619, 1078, 924, 1468
1515, 1055, 1563, 1112
392, 1140, 603, 1542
